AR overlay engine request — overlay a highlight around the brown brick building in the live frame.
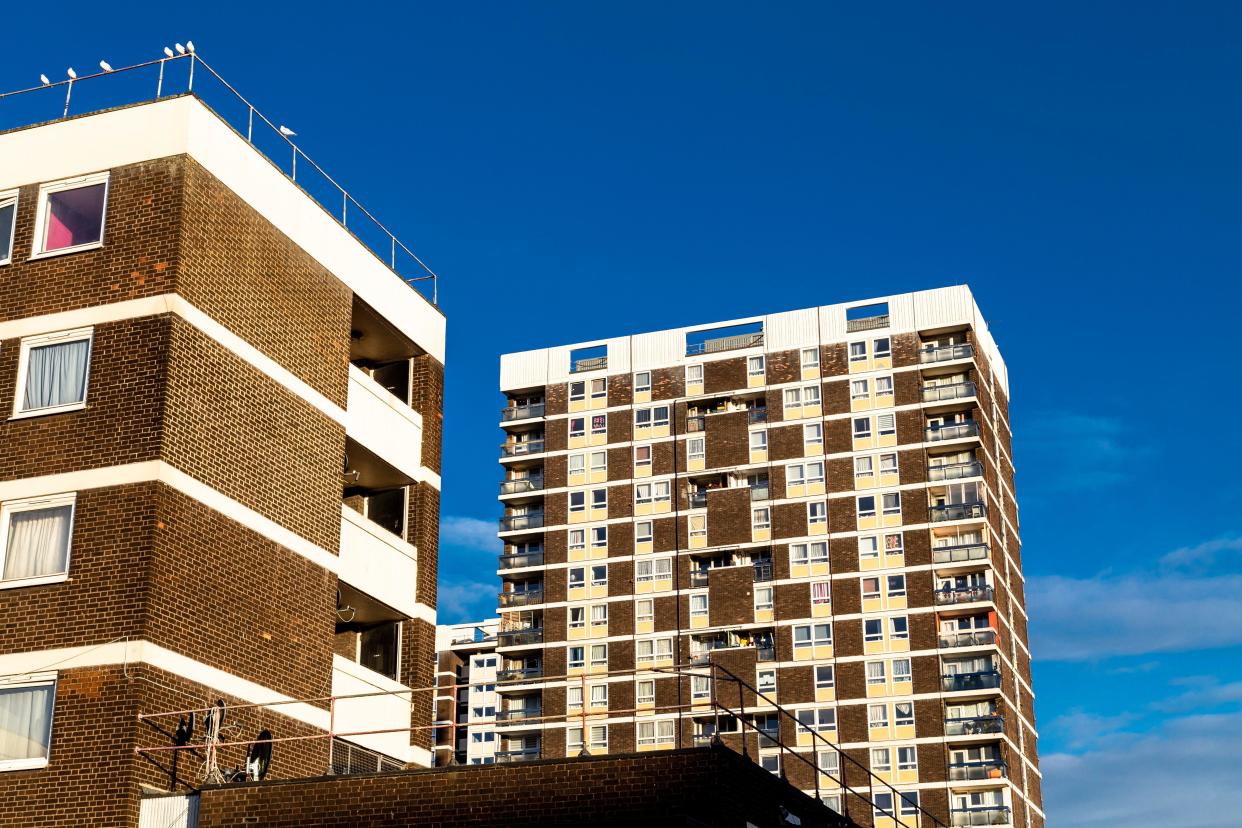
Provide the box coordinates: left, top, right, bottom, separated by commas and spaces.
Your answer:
494, 289, 1040, 828
0, 95, 444, 826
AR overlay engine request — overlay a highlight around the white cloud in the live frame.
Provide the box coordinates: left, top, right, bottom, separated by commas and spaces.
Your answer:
440, 516, 498, 552
437, 579, 499, 623
1160, 536, 1242, 571
1043, 711, 1242, 828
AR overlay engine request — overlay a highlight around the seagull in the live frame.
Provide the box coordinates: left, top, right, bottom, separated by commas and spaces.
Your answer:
40, 74, 50, 86
164, 47, 174, 58
99, 60, 113, 72
67, 68, 77, 79
279, 125, 297, 137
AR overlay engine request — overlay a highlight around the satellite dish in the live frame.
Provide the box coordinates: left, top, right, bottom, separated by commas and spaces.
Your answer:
247, 730, 274, 781
174, 712, 195, 746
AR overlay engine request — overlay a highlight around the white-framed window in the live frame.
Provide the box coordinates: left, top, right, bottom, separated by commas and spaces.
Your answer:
897, 746, 918, 772
851, 378, 869, 401
852, 417, 871, 439
863, 618, 883, 643
569, 529, 586, 551
873, 337, 892, 359
790, 542, 829, 566
793, 623, 832, 649
14, 328, 94, 417
569, 491, 586, 513
590, 378, 608, 400
569, 381, 586, 402
635, 557, 673, 582
875, 375, 894, 396
868, 703, 889, 728
857, 495, 877, 519
32, 173, 109, 258
569, 417, 586, 438
636, 598, 654, 625
636, 637, 673, 663
687, 437, 706, 462
797, 707, 836, 733
881, 491, 901, 517
568, 646, 585, 669
635, 481, 671, 505
866, 661, 887, 686
747, 355, 766, 377
760, 754, 780, 774
590, 413, 607, 436
568, 566, 587, 588
567, 685, 584, 709
894, 701, 914, 727
817, 749, 840, 779
858, 535, 880, 561
750, 430, 768, 452
751, 507, 770, 531
0, 189, 17, 266
590, 450, 607, 474
590, 526, 608, 548
784, 387, 802, 408
636, 679, 655, 705
862, 576, 881, 600
590, 643, 608, 667
887, 574, 907, 598
567, 726, 584, 752
892, 658, 912, 684
637, 719, 676, 746
689, 513, 706, 541
590, 604, 609, 625
815, 664, 834, 690
891, 615, 910, 641
635, 520, 653, 545
849, 341, 867, 362
877, 412, 896, 437
801, 347, 820, 369
807, 501, 827, 527
590, 683, 608, 706
590, 565, 608, 587
692, 674, 712, 700
635, 406, 670, 428
634, 444, 652, 471
568, 453, 586, 475
569, 606, 586, 629
803, 422, 823, 448
855, 456, 874, 481
757, 669, 776, 693
690, 594, 709, 617
0, 494, 75, 587
810, 581, 831, 606
634, 371, 652, 393
591, 488, 608, 511
0, 674, 56, 770
871, 746, 892, 771
686, 364, 704, 385
754, 586, 773, 612
879, 452, 898, 476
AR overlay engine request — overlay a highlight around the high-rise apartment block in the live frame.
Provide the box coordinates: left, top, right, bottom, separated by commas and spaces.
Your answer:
0, 93, 443, 825
434, 619, 501, 765
495, 287, 1040, 828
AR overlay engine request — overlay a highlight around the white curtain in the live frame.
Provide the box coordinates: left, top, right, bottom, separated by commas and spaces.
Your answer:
0, 684, 54, 762
3, 506, 71, 580
23, 340, 89, 410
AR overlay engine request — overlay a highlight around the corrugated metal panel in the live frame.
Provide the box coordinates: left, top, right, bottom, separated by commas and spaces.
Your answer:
818, 303, 848, 342
631, 330, 683, 371
499, 350, 549, 392
139, 794, 199, 828
546, 345, 574, 384
604, 337, 631, 373
765, 308, 818, 352
885, 293, 916, 334
910, 285, 973, 330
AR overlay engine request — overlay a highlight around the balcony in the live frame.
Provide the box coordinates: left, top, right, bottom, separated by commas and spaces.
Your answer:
939, 629, 998, 649
498, 590, 544, 608
930, 502, 987, 523
500, 440, 545, 458
933, 543, 990, 565
923, 381, 977, 403
495, 748, 541, 763
331, 655, 412, 763
945, 715, 1004, 737
689, 570, 710, 588
686, 415, 706, 433
689, 491, 709, 509
756, 645, 776, 662
929, 461, 983, 482
926, 421, 979, 442
498, 550, 544, 570
501, 403, 545, 421
497, 628, 544, 647
499, 513, 545, 532
500, 477, 544, 495
748, 407, 768, 423
749, 484, 770, 502
949, 759, 1008, 781
753, 561, 774, 583
497, 665, 543, 682
951, 807, 1011, 827
941, 671, 1002, 692
921, 342, 975, 363
936, 585, 994, 605
338, 506, 419, 618
686, 331, 764, 356
495, 708, 542, 725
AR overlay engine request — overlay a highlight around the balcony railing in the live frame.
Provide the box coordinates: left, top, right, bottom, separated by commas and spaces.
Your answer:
923, 381, 977, 402
499, 513, 545, 532
498, 590, 544, 608
494, 748, 540, 763
846, 315, 889, 333
688, 491, 709, 509
495, 708, 542, 724
933, 543, 990, 565
753, 561, 774, 583
498, 551, 544, 569
748, 407, 768, 423
497, 665, 543, 682
749, 484, 770, 502
920, 342, 975, 363
500, 478, 544, 495
689, 570, 710, 588
686, 415, 706, 433
686, 332, 764, 356
941, 670, 1002, 692
945, 715, 1005, 736
500, 440, 545, 458
926, 422, 979, 442
939, 629, 997, 649
756, 646, 776, 662
501, 403, 545, 421
930, 502, 987, 522
929, 461, 983, 482
936, 585, 994, 605
951, 807, 1011, 827
497, 628, 544, 647
948, 759, 1008, 781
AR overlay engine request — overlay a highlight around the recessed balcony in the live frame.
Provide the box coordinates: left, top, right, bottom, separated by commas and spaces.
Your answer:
500, 439, 545, 459
500, 477, 545, 496
933, 543, 990, 565
497, 665, 543, 683
926, 421, 979, 442
941, 670, 1002, 693
951, 807, 1011, 827
945, 715, 1005, 737
501, 402, 545, 422
497, 627, 544, 648
494, 747, 540, 763
923, 381, 978, 403
939, 629, 998, 649
498, 550, 544, 570
498, 589, 544, 608
929, 461, 984, 482
499, 513, 545, 532
948, 758, 1008, 781
930, 502, 987, 522
936, 585, 994, 605
495, 708, 542, 726
920, 342, 975, 363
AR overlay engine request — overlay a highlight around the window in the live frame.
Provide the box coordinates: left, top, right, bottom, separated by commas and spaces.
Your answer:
568, 453, 585, 475
590, 565, 608, 587
857, 495, 877, 519
692, 674, 712, 700
590, 451, 607, 474
591, 488, 608, 511
878, 453, 898, 475
568, 567, 586, 588
753, 586, 773, 612
636, 679, 655, 705
808, 501, 827, 526
890, 616, 909, 641
849, 341, 867, 362
873, 337, 892, 359
568, 529, 586, 551
858, 535, 880, 562
877, 413, 896, 437
803, 422, 823, 447
635, 481, 671, 506
864, 619, 883, 643
567, 686, 584, 708
635, 406, 670, 428
569, 417, 586, 438
634, 371, 652, 393
636, 598, 654, 624
881, 492, 901, 517
871, 746, 892, 772
569, 381, 586, 402
590, 684, 608, 706
15, 329, 93, 417
635, 521, 653, 545
801, 347, 819, 369
790, 542, 829, 566
0, 190, 16, 265
868, 703, 889, 729
0, 677, 55, 770
590, 644, 608, 666
636, 637, 673, 662
690, 594, 709, 617
567, 726, 584, 752
851, 378, 869, 401
636, 557, 672, 582
757, 670, 776, 692
855, 455, 875, 481
591, 526, 608, 548
568, 646, 585, 669
590, 378, 607, 399
784, 387, 802, 408
0, 494, 75, 586
862, 577, 881, 600
852, 417, 871, 439
751, 507, 770, 531
887, 574, 907, 598
634, 444, 652, 470
897, 746, 918, 772
569, 491, 586, 513
590, 414, 607, 436
590, 604, 608, 626
805, 461, 825, 484
894, 702, 914, 727
810, 581, 831, 606
688, 437, 705, 462
815, 665, 834, 690
760, 754, 780, 774
33, 174, 109, 257
796, 708, 836, 733
817, 749, 839, 779
866, 661, 886, 686
875, 375, 894, 396
637, 720, 675, 746
747, 355, 766, 377
686, 364, 704, 385
750, 430, 768, 452
793, 623, 832, 649
569, 607, 586, 629
892, 658, 912, 683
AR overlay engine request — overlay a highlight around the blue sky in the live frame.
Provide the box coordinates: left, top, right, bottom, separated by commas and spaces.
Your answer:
4, 3, 1240, 824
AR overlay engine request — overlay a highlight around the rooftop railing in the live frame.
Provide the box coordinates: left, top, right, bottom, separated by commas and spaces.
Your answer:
846, 315, 890, 332
920, 343, 975, 363
571, 356, 608, 373
501, 403, 545, 421
686, 332, 764, 356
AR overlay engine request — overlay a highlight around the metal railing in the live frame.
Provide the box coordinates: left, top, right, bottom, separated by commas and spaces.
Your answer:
922, 381, 977, 402
686, 332, 764, 356
495, 708, 542, 724
756, 646, 776, 662
920, 343, 975, 363
494, 747, 541, 763
930, 503, 987, 522
500, 478, 544, 495
496, 628, 543, 647
926, 422, 979, 442
929, 461, 983, 482
0, 49, 439, 304
936, 585, 994, 605
571, 356, 608, 374
497, 666, 543, 682
749, 484, 770, 502
933, 543, 990, 565
846, 315, 890, 332
939, 629, 997, 649
498, 590, 544, 608
945, 715, 1004, 736
500, 440, 545, 458
753, 561, 774, 582
689, 570, 710, 588
748, 407, 768, 423
686, 415, 706, 433
941, 670, 1002, 692
950, 806, 1011, 827
948, 759, 1007, 781
499, 513, 544, 532
498, 551, 544, 569
688, 491, 709, 509
501, 403, 545, 421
